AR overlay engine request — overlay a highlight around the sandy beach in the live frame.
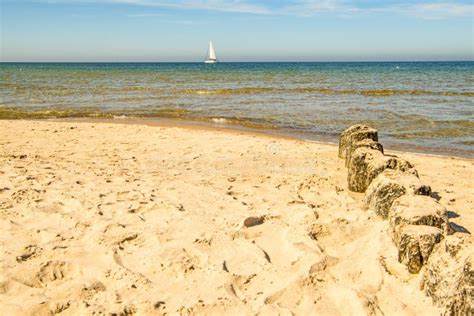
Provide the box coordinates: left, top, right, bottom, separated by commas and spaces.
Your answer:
0, 119, 472, 315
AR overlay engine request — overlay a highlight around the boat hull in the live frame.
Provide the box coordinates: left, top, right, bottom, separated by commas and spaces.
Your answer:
204, 60, 217, 64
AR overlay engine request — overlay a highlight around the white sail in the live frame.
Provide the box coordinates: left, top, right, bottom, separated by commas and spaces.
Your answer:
205, 41, 217, 63
208, 41, 216, 60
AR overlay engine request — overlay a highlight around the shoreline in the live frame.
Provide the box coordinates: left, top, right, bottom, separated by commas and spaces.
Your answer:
35, 117, 474, 160
3, 61, 473, 160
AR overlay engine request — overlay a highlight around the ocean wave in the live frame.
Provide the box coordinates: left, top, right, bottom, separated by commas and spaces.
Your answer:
177, 87, 474, 97
391, 120, 474, 139
181, 87, 276, 95
3, 82, 473, 97
205, 116, 276, 129
0, 107, 192, 120
0, 106, 277, 130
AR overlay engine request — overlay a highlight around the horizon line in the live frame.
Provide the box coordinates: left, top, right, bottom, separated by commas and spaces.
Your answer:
1, 60, 473, 63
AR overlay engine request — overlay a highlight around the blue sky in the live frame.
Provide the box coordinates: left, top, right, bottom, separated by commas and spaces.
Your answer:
1, 0, 473, 61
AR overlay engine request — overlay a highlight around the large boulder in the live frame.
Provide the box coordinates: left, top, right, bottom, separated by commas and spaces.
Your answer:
448, 254, 474, 315
395, 224, 443, 274
422, 239, 473, 315
347, 148, 417, 193
345, 138, 383, 167
389, 195, 448, 237
363, 169, 431, 219
338, 124, 378, 159
388, 195, 448, 274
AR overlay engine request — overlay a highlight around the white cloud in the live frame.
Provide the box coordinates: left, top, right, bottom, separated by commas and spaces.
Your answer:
281, 1, 474, 18
109, 0, 271, 14
282, 0, 354, 16
126, 12, 165, 17
410, 2, 474, 19
32, 0, 474, 19
34, 0, 271, 14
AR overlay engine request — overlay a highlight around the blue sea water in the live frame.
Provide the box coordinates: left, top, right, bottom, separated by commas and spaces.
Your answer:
0, 62, 473, 156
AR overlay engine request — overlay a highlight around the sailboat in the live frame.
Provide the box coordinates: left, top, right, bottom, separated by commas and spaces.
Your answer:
204, 41, 218, 64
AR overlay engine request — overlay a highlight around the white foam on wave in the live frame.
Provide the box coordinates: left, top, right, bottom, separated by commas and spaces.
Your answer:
211, 118, 227, 124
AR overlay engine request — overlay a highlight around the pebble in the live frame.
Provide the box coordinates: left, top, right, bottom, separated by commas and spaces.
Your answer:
243, 216, 264, 227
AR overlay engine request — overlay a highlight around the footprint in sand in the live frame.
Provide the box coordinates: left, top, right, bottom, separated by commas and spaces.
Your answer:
99, 223, 140, 248
16, 245, 42, 262
224, 273, 257, 299
36, 261, 73, 284
13, 261, 77, 288
216, 238, 270, 276
11, 188, 43, 204
0, 198, 13, 210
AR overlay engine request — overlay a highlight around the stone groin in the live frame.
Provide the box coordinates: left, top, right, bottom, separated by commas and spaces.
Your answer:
339, 124, 473, 315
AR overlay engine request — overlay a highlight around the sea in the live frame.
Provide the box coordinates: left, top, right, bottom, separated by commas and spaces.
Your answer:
1, 62, 473, 157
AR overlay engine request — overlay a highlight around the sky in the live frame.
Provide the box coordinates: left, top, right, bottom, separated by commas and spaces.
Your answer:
0, 0, 473, 61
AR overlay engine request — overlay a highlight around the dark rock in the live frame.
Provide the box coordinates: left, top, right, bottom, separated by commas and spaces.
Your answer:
363, 169, 431, 219
347, 148, 417, 193
338, 124, 378, 159
345, 138, 383, 167
389, 195, 448, 237
243, 216, 264, 227
388, 195, 448, 274
395, 224, 443, 274
422, 245, 473, 315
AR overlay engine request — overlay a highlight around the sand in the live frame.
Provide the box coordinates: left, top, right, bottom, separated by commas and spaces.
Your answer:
0, 119, 472, 315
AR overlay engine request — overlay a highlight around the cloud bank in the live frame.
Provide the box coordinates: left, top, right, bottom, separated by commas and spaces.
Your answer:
33, 0, 474, 19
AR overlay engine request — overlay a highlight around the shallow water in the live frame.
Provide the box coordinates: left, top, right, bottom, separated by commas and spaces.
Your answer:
1, 62, 473, 157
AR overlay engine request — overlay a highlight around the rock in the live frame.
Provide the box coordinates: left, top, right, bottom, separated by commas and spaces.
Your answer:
243, 216, 264, 227
363, 169, 431, 219
385, 156, 418, 177
447, 254, 474, 315
395, 224, 443, 273
389, 195, 448, 238
345, 138, 383, 167
347, 148, 417, 193
338, 124, 378, 159
388, 195, 448, 274
444, 234, 467, 257
422, 248, 473, 315
347, 148, 384, 192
